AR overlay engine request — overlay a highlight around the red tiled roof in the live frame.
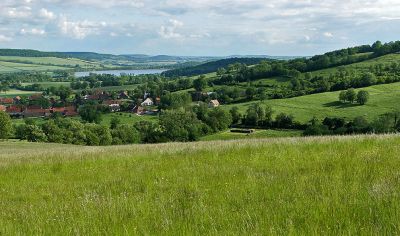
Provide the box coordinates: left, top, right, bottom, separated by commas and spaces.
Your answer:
6, 106, 22, 113
51, 107, 65, 113
0, 98, 14, 104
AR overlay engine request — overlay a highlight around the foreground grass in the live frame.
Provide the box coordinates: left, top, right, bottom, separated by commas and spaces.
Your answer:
200, 129, 302, 141
1, 135, 400, 234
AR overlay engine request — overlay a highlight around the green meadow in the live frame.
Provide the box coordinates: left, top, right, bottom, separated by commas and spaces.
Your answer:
1, 135, 400, 234
226, 82, 400, 123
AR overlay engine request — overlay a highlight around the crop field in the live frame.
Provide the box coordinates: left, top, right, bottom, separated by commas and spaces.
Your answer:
0, 135, 400, 234
0, 56, 101, 67
227, 82, 400, 123
0, 56, 107, 73
0, 61, 67, 73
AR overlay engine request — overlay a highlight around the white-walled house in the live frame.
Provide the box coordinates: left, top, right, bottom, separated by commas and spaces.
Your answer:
141, 98, 154, 106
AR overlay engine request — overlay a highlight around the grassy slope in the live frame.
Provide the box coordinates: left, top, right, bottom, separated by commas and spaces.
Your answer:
1, 135, 400, 234
311, 53, 400, 77
200, 129, 303, 141
226, 82, 400, 123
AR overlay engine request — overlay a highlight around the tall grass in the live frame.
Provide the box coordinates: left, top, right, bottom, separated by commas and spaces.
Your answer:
1, 135, 400, 234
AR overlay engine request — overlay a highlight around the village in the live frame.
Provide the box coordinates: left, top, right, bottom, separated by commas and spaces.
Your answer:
0, 90, 221, 120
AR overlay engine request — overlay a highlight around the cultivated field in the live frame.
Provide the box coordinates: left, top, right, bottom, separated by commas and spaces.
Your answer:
0, 56, 106, 73
1, 135, 400, 234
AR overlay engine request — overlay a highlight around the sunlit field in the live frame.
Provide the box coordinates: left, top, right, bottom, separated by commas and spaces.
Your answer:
1, 135, 400, 234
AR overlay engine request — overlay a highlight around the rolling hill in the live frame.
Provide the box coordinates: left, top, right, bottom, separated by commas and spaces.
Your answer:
1, 135, 400, 234
225, 82, 400, 123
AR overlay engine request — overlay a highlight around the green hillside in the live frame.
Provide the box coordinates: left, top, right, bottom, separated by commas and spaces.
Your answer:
1, 135, 400, 234
225, 82, 400, 123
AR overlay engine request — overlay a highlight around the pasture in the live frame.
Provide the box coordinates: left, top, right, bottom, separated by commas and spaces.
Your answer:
226, 82, 400, 123
0, 135, 400, 234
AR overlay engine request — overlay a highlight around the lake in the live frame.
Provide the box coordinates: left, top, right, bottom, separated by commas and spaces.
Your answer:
75, 69, 167, 77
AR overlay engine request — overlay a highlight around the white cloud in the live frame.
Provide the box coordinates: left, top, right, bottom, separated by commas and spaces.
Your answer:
20, 28, 46, 36
4, 6, 32, 18
0, 34, 12, 42
58, 16, 106, 39
324, 32, 334, 38
159, 19, 184, 39
39, 8, 56, 20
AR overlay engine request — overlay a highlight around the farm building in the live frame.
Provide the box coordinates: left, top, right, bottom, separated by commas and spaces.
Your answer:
209, 100, 220, 108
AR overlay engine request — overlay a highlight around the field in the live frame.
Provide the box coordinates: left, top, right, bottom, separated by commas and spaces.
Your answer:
1, 135, 400, 234
0, 56, 105, 73
0, 89, 40, 97
200, 129, 303, 141
311, 53, 400, 77
226, 82, 400, 123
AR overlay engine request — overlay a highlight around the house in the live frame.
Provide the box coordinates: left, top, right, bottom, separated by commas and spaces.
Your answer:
13, 96, 22, 104
209, 99, 220, 108
0, 105, 6, 112
103, 100, 123, 112
155, 97, 161, 105
6, 105, 23, 116
0, 97, 14, 104
132, 105, 145, 115
141, 98, 154, 106
64, 106, 78, 117
84, 94, 100, 100
23, 106, 48, 118
119, 91, 130, 99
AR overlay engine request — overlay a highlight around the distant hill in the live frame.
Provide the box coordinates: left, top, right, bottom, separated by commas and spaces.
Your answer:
162, 57, 271, 77
0, 49, 65, 58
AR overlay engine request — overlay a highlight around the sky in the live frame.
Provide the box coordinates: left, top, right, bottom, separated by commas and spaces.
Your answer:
0, 0, 400, 56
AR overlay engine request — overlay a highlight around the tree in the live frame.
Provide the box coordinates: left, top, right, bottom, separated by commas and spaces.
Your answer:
345, 88, 356, 103
0, 111, 12, 139
244, 103, 265, 126
275, 113, 294, 128
160, 109, 205, 142
230, 107, 242, 125
204, 108, 232, 132
339, 90, 347, 103
360, 73, 376, 87
159, 93, 192, 110
21, 125, 47, 142
79, 104, 102, 124
245, 87, 256, 100
111, 125, 140, 145
54, 86, 72, 101
193, 76, 207, 92
110, 117, 121, 129
356, 90, 369, 105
